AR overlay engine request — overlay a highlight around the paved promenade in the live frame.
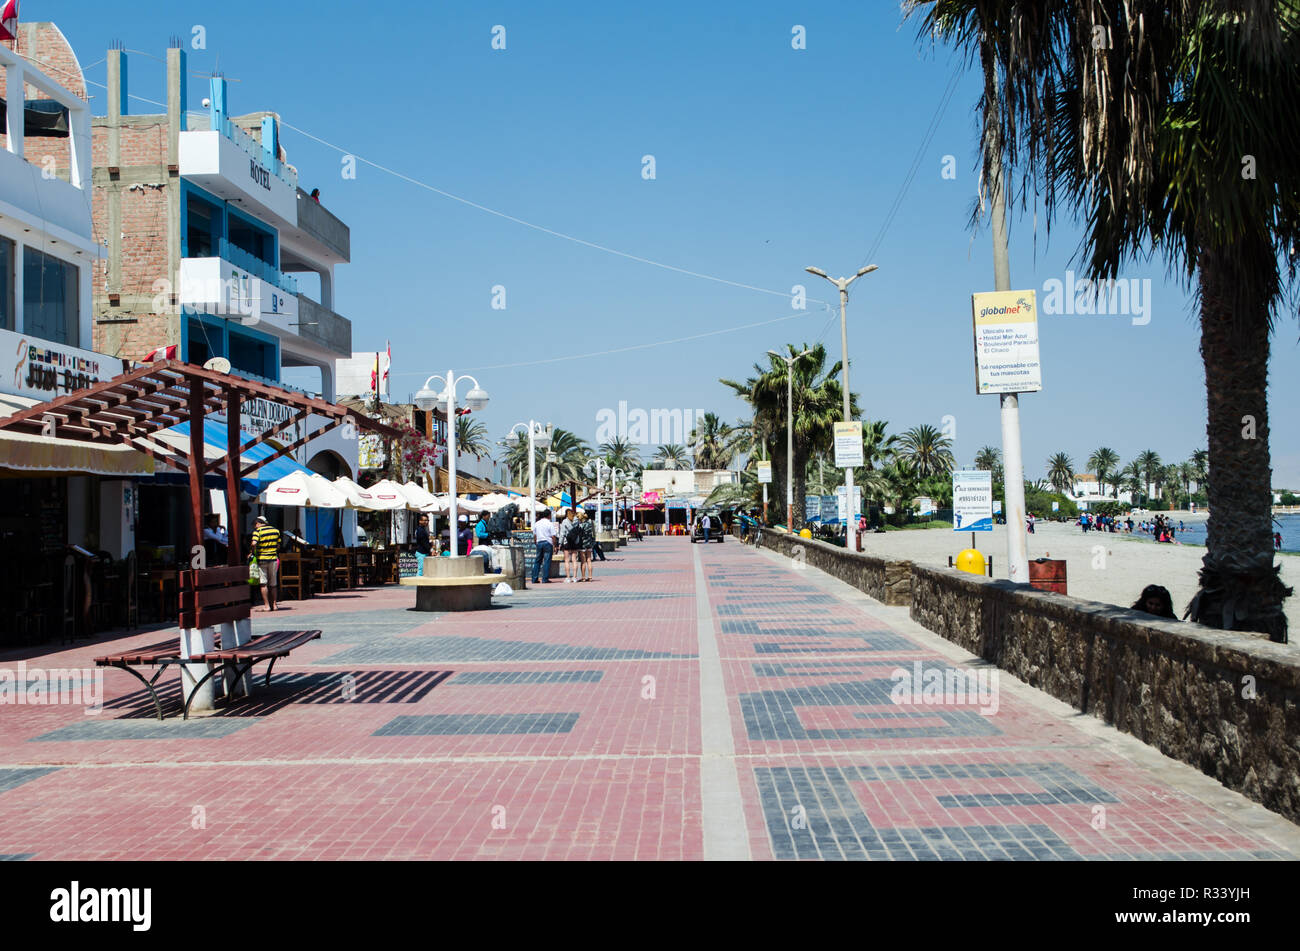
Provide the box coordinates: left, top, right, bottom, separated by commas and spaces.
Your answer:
1, 537, 1297, 860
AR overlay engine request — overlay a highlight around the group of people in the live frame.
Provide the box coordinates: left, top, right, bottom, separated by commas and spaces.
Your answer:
531, 508, 604, 584
1079, 512, 1129, 533
1141, 514, 1181, 543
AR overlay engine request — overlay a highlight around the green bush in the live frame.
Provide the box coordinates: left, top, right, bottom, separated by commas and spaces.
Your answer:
1023, 485, 1078, 519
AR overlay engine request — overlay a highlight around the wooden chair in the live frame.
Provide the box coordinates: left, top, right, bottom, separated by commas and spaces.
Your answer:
279, 552, 307, 601
304, 547, 330, 595
330, 548, 353, 589
352, 547, 374, 587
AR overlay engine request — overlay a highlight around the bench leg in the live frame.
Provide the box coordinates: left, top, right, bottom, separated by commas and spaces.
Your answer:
184, 659, 263, 718
263, 656, 278, 688
182, 663, 231, 720
112, 663, 166, 721
180, 626, 219, 714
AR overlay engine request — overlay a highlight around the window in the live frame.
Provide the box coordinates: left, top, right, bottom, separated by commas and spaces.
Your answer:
23, 247, 79, 345
185, 193, 220, 258
226, 212, 275, 268
228, 327, 276, 380
0, 238, 12, 331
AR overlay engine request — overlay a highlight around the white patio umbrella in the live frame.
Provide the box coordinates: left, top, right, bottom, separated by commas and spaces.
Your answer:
421, 494, 484, 514
331, 475, 373, 509
360, 478, 410, 511
261, 470, 346, 508
401, 480, 438, 510
504, 494, 547, 512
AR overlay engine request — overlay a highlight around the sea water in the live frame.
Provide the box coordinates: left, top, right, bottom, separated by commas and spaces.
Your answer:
1124, 513, 1300, 554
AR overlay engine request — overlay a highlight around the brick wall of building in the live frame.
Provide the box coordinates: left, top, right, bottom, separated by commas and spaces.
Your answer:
0, 24, 86, 182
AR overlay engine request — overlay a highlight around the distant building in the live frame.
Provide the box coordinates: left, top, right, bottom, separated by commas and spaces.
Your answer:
1069, 473, 1132, 508
642, 468, 737, 497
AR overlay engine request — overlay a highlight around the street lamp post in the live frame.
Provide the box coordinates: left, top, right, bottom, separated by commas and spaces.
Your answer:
506, 420, 551, 528
415, 370, 490, 557
806, 264, 877, 540
585, 458, 613, 534
769, 348, 812, 531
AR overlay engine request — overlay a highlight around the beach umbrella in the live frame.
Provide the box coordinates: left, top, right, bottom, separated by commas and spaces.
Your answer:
261, 470, 346, 508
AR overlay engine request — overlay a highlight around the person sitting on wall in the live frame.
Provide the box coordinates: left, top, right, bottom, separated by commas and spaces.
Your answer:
1131, 584, 1178, 620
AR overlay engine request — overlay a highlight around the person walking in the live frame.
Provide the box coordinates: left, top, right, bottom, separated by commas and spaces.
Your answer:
532, 509, 556, 583
578, 510, 595, 581
700, 510, 712, 543
250, 515, 282, 612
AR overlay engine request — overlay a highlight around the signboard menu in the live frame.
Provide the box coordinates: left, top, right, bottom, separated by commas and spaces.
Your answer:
972, 289, 1043, 394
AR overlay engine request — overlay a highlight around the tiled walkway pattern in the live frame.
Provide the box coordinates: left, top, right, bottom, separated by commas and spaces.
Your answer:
0, 539, 1294, 860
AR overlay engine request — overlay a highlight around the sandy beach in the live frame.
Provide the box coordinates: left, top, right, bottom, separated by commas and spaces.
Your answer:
855, 519, 1300, 640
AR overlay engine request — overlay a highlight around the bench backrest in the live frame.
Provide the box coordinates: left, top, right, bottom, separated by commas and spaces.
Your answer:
178, 566, 252, 630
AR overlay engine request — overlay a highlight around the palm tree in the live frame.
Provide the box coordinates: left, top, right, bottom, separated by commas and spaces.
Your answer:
502, 427, 590, 488
907, 1, 1299, 638
1086, 448, 1120, 498
455, 415, 492, 460
1046, 452, 1074, 495
1136, 450, 1163, 502
1190, 449, 1209, 494
652, 444, 690, 470
722, 343, 854, 529
897, 424, 956, 479
974, 445, 1001, 476
1178, 461, 1196, 498
599, 436, 642, 473
1120, 461, 1143, 500
688, 412, 735, 470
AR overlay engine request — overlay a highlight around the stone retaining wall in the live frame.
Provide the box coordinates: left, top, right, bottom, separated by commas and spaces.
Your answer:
751, 528, 911, 606
750, 528, 1300, 822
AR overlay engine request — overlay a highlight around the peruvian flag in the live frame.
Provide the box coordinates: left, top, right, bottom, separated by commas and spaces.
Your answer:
142, 344, 178, 362
0, 1, 17, 44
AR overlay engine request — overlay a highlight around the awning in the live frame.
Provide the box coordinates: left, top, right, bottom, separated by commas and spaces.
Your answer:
0, 394, 154, 477
148, 419, 312, 494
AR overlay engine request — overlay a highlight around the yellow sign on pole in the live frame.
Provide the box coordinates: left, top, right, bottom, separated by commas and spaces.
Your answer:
971, 289, 1042, 394
833, 422, 863, 468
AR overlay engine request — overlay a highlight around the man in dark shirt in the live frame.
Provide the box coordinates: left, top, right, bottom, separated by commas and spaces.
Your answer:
415, 514, 432, 576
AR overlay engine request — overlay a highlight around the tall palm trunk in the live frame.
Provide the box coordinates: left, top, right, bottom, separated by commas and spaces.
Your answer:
791, 459, 808, 532
1190, 248, 1291, 642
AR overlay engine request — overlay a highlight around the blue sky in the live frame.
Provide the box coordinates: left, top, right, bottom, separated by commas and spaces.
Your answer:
53, 0, 1300, 486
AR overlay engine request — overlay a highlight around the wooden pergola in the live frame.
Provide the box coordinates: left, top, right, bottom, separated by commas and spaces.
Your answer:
0, 360, 401, 564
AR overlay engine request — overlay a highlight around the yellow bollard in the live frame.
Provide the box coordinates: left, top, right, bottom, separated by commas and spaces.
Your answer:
955, 548, 985, 576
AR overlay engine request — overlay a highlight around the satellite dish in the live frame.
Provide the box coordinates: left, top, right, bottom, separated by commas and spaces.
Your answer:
203, 357, 232, 373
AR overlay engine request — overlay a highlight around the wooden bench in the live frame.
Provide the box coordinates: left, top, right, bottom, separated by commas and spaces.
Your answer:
94, 565, 321, 720
95, 629, 322, 720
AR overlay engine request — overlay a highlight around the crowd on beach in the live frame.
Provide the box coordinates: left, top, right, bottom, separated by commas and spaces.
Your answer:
1079, 511, 1185, 542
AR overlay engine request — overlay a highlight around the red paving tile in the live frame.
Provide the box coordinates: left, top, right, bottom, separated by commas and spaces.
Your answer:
0, 537, 1294, 860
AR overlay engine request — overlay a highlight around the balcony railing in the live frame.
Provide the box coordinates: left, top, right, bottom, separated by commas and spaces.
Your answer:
217, 117, 298, 190
218, 237, 300, 296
